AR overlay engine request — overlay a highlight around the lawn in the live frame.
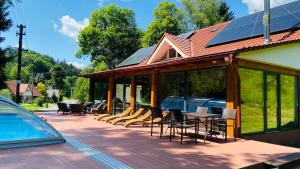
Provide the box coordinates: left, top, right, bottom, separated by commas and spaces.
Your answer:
21, 103, 57, 112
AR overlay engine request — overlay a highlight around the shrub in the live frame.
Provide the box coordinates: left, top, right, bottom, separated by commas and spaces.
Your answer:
34, 97, 45, 107
52, 93, 58, 103
0, 89, 12, 99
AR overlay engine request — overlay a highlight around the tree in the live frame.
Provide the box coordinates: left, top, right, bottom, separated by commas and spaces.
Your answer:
0, 0, 12, 89
36, 82, 48, 96
50, 65, 65, 90
218, 2, 234, 22
181, 0, 234, 29
141, 1, 186, 47
77, 4, 141, 69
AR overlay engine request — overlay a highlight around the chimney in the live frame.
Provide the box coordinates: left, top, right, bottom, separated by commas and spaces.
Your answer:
263, 0, 271, 44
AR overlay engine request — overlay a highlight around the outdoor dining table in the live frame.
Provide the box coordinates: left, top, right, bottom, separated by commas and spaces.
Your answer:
182, 112, 220, 143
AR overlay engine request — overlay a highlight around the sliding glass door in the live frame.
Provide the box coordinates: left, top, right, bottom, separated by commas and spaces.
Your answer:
265, 73, 279, 131
240, 67, 298, 134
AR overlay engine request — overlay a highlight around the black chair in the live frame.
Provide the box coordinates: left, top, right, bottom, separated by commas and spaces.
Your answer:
57, 102, 70, 115
169, 109, 196, 144
69, 103, 84, 115
150, 106, 164, 138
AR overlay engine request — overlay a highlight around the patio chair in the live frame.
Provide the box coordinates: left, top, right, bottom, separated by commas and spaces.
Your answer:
148, 106, 164, 138
214, 108, 237, 142
84, 102, 94, 113
110, 108, 145, 125
123, 109, 151, 127
57, 102, 70, 115
91, 101, 107, 115
69, 103, 85, 115
169, 109, 196, 144
101, 107, 132, 122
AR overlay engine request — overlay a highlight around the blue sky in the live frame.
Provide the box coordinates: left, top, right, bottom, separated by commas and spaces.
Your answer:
1, 0, 296, 68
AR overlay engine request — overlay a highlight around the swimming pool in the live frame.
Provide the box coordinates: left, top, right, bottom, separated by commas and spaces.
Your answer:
0, 96, 65, 149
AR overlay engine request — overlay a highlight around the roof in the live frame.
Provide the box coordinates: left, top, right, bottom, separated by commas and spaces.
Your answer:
5, 81, 42, 97
84, 1, 300, 78
116, 46, 156, 68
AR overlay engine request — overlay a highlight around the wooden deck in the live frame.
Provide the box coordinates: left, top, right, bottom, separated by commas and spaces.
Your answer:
1, 112, 299, 169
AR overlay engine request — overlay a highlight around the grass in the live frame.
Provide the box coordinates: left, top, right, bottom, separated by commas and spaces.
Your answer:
21, 103, 57, 112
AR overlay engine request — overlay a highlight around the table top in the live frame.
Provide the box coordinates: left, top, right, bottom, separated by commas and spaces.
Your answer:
182, 112, 220, 118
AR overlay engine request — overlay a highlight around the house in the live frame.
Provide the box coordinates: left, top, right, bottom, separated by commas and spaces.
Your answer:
83, 1, 300, 144
5, 81, 42, 103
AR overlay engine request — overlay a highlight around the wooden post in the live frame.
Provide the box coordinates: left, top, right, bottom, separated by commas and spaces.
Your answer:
226, 54, 241, 138
130, 76, 136, 111
89, 79, 95, 102
107, 76, 114, 114
151, 71, 158, 107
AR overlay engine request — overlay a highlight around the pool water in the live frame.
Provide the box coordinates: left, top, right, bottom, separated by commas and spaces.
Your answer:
0, 95, 65, 149
0, 114, 53, 142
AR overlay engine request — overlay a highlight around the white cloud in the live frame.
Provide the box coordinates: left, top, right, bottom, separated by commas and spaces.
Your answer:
57, 15, 89, 41
67, 62, 87, 69
242, 0, 297, 14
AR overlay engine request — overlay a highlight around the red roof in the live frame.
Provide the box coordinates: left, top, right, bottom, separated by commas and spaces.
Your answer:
5, 81, 42, 97
83, 19, 300, 78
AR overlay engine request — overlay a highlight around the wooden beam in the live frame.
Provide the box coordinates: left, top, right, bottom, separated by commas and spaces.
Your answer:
107, 76, 114, 114
130, 76, 136, 110
151, 71, 158, 107
238, 58, 300, 76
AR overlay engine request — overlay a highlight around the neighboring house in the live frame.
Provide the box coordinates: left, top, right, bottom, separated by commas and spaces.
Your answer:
5, 81, 42, 103
83, 1, 300, 144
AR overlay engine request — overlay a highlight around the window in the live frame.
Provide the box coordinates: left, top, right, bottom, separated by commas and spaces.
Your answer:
135, 75, 151, 106
240, 67, 298, 134
187, 67, 227, 112
114, 78, 131, 114
158, 67, 227, 112
158, 72, 185, 110
281, 75, 296, 130
94, 80, 108, 102
240, 68, 264, 134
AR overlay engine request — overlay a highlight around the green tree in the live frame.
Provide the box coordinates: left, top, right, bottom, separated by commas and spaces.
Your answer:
77, 4, 141, 69
0, 0, 12, 89
142, 1, 186, 47
50, 65, 65, 90
181, 0, 234, 29
36, 82, 48, 96
218, 2, 234, 22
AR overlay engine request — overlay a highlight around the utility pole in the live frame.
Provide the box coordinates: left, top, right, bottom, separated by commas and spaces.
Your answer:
16, 24, 26, 104
263, 0, 270, 44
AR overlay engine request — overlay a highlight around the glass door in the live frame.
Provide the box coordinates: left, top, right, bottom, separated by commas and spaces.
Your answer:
264, 73, 279, 131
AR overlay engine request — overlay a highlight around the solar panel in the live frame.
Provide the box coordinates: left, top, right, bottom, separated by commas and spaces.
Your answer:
116, 46, 156, 68
207, 0, 300, 47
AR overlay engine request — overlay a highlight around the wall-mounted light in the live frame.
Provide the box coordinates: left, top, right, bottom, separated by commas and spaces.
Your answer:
212, 61, 217, 64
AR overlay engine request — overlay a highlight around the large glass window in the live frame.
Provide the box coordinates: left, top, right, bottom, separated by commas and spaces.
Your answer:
240, 68, 264, 134
158, 72, 185, 110
187, 67, 227, 112
281, 75, 296, 130
135, 75, 151, 106
158, 67, 227, 112
240, 67, 298, 134
114, 78, 131, 114
94, 80, 108, 102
